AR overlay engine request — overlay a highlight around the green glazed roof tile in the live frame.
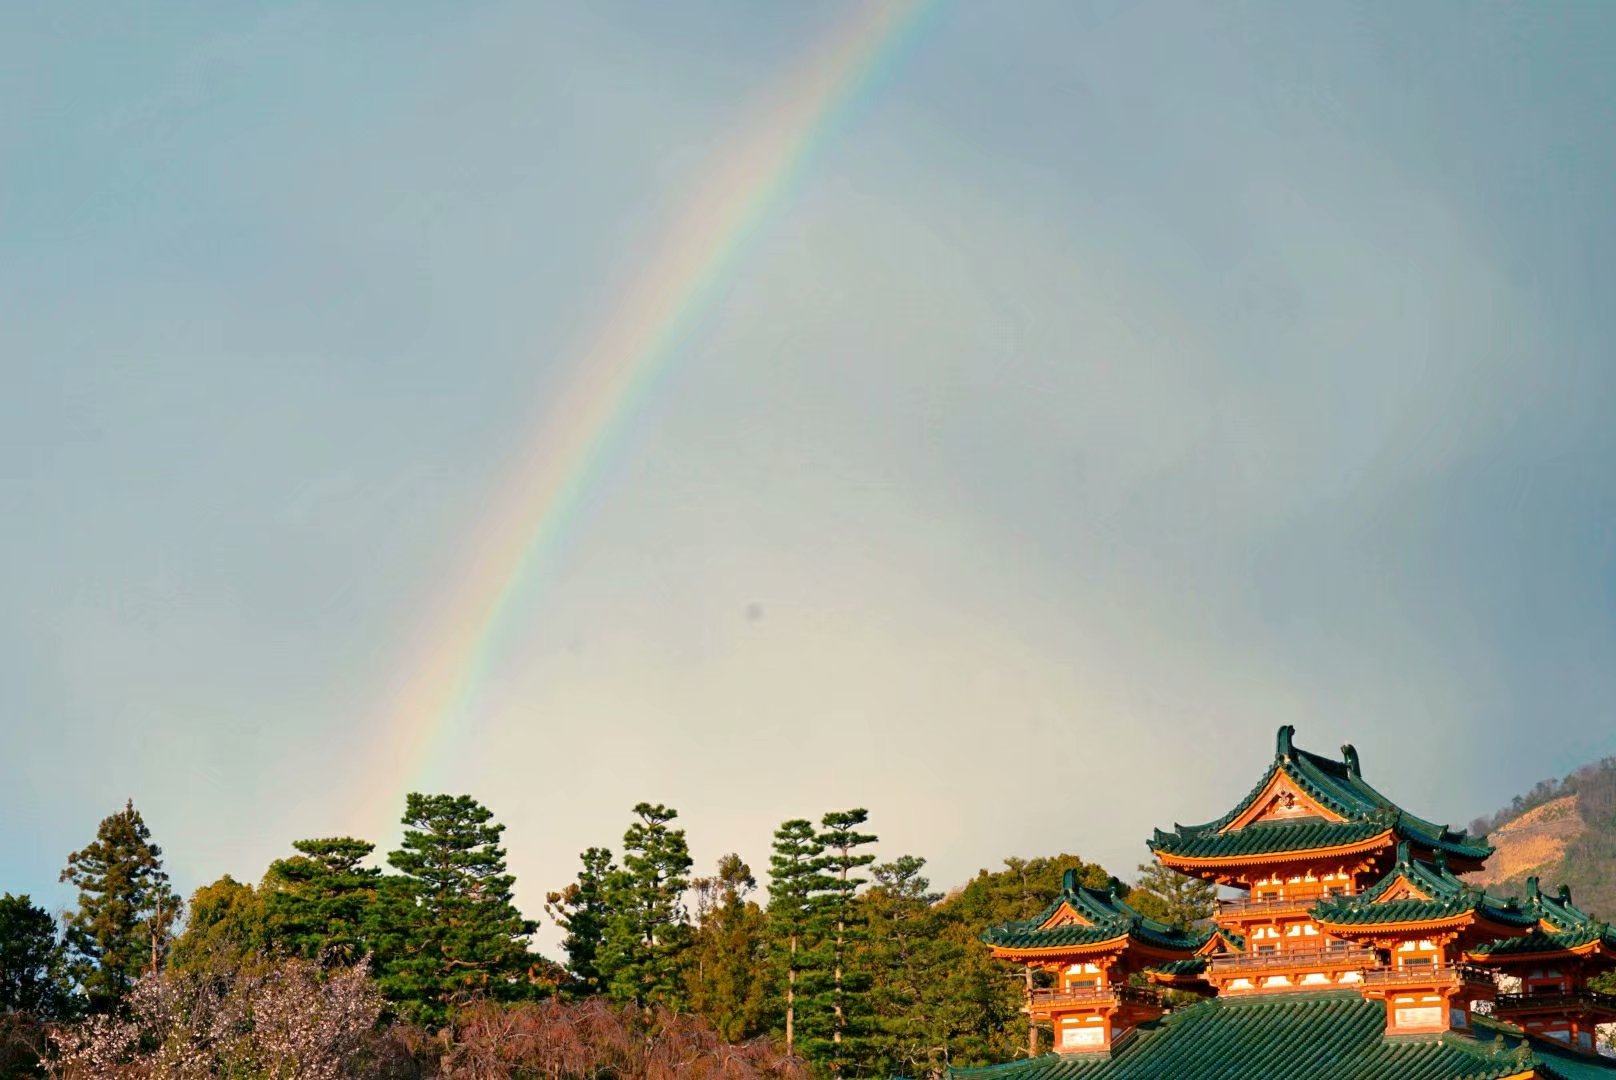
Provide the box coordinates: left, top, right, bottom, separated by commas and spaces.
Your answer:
940, 991, 1616, 1079
1152, 818, 1388, 859
1312, 845, 1536, 929
1472, 877, 1616, 957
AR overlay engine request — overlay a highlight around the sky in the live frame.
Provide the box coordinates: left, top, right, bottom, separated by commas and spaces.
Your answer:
4, 1, 1616, 946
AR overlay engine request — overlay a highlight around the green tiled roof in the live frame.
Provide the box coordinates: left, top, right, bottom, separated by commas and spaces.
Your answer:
1313, 845, 1535, 929
1525, 878, 1616, 940
940, 992, 1616, 1080
1149, 727, 1493, 864
1471, 878, 1616, 958
1148, 957, 1207, 977
1154, 818, 1389, 859
1203, 927, 1246, 953
1472, 928, 1597, 958
982, 870, 1209, 954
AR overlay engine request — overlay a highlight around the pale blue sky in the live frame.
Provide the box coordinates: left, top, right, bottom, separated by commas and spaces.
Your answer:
5, 2, 1616, 938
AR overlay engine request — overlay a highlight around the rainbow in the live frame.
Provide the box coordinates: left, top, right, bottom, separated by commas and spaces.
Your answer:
357, 0, 939, 839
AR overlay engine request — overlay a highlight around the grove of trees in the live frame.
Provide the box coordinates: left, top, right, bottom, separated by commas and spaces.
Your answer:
0, 796, 1214, 1079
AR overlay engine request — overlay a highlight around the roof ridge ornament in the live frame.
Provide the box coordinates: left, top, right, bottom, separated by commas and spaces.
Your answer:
1062, 867, 1078, 894
1395, 839, 1411, 865
1276, 724, 1296, 759
1340, 743, 1361, 777
1525, 876, 1540, 900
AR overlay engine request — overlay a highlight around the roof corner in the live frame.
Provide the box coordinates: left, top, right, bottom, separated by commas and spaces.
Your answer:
1276, 724, 1296, 759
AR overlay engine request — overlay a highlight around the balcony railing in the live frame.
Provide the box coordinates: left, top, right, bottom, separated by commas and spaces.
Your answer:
1359, 964, 1495, 989
1027, 985, 1161, 1011
1494, 990, 1616, 1015
1207, 947, 1377, 974
1217, 896, 1342, 917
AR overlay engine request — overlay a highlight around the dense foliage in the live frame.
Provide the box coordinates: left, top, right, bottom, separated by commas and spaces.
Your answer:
0, 896, 74, 1023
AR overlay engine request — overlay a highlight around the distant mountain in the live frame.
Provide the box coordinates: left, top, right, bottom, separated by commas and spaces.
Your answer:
1465, 756, 1616, 918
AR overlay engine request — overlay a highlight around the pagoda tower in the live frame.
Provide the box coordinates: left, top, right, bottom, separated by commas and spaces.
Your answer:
1468, 877, 1616, 1052
981, 870, 1206, 1053
1147, 725, 1494, 1007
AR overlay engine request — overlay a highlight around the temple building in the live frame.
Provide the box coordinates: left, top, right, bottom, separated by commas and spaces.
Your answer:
981, 873, 1207, 1052
955, 727, 1616, 1079
1469, 878, 1616, 1053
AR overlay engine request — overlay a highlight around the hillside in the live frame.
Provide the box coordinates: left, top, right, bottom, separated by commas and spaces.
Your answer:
1465, 756, 1616, 918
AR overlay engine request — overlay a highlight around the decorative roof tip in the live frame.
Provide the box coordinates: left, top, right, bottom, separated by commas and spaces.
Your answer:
1276, 724, 1296, 759
1525, 876, 1540, 900
1395, 839, 1411, 865
1062, 867, 1078, 894
1340, 743, 1360, 777
1559, 884, 1572, 904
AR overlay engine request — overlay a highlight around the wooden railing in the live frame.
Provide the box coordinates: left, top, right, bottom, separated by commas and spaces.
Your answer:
1359, 964, 1494, 989
1217, 896, 1342, 917
1207, 947, 1377, 974
1494, 989, 1616, 1014
1028, 985, 1161, 1010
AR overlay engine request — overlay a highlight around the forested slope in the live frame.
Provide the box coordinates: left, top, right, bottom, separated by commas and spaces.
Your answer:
1467, 757, 1616, 918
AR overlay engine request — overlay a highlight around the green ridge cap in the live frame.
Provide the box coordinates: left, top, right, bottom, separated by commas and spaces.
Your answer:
938, 992, 1616, 1079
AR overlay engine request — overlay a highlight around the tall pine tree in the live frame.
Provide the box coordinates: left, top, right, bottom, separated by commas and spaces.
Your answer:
377, 794, 536, 1024
813, 808, 877, 1077
598, 802, 692, 1009
766, 818, 825, 1059
262, 837, 381, 965
544, 846, 615, 997
59, 800, 181, 1011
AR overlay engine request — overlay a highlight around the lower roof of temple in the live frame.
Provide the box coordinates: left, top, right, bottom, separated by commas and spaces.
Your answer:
938, 992, 1616, 1079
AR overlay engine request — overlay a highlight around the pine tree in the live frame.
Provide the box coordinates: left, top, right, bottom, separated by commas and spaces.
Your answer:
862, 856, 959, 1079
685, 854, 770, 1042
262, 837, 381, 965
0, 893, 76, 1020
766, 818, 824, 1059
59, 799, 182, 1011
597, 802, 692, 1009
813, 808, 877, 1076
378, 793, 537, 1024
1129, 861, 1216, 927
544, 846, 615, 996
